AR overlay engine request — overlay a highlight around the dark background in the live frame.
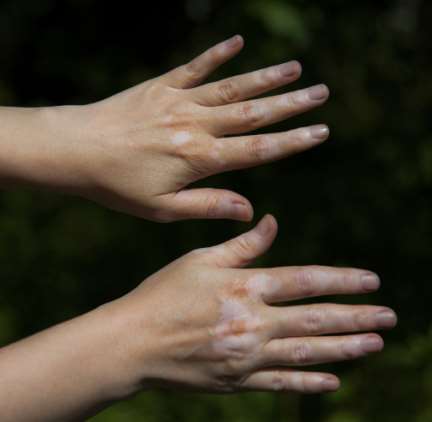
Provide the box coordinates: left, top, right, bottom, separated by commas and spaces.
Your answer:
0, 0, 431, 421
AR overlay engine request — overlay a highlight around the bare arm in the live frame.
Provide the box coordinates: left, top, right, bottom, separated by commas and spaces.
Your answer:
0, 216, 397, 421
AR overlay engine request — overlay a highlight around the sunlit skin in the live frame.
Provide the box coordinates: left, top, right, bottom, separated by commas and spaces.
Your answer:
0, 36, 397, 421
0, 35, 329, 221
0, 215, 397, 421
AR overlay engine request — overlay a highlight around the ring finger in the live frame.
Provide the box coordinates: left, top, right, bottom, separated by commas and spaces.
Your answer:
268, 304, 397, 338
189, 60, 302, 106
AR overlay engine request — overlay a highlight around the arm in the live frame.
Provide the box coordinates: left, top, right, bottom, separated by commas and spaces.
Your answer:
0, 215, 397, 421
0, 35, 330, 221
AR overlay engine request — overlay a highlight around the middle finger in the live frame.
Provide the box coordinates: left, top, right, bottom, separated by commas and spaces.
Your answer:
204, 84, 330, 137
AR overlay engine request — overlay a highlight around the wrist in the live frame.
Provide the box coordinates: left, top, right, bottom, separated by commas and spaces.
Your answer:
97, 295, 167, 397
0, 105, 92, 194
85, 300, 145, 401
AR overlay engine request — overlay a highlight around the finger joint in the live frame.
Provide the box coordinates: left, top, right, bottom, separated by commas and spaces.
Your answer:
217, 81, 239, 103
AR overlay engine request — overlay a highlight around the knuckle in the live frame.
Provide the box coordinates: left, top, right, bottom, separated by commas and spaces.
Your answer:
246, 136, 270, 161
217, 81, 239, 103
261, 67, 279, 86
353, 309, 368, 328
298, 374, 309, 393
272, 371, 285, 391
283, 92, 303, 109
341, 340, 360, 360
291, 342, 312, 365
238, 102, 262, 127
184, 62, 202, 84
233, 234, 256, 257
294, 269, 316, 297
304, 308, 324, 334
293, 90, 308, 105
204, 195, 221, 218
337, 270, 351, 290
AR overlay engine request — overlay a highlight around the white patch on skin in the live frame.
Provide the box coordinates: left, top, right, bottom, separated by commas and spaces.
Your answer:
276, 89, 307, 107
171, 131, 192, 146
257, 135, 281, 160
246, 273, 281, 301
162, 115, 174, 124
211, 299, 261, 357
276, 94, 291, 107
209, 141, 226, 165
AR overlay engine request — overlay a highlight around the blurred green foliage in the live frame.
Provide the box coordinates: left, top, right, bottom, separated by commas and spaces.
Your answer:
0, 0, 431, 421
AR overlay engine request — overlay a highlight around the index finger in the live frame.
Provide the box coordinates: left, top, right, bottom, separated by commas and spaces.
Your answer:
159, 35, 244, 89
239, 266, 381, 304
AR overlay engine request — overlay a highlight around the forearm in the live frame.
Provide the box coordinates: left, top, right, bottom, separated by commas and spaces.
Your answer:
0, 303, 133, 422
0, 106, 88, 193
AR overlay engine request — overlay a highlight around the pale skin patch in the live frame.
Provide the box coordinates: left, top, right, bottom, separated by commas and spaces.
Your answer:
257, 135, 281, 160
211, 273, 280, 356
211, 299, 261, 357
276, 89, 309, 108
171, 130, 192, 146
209, 140, 226, 165
246, 273, 281, 301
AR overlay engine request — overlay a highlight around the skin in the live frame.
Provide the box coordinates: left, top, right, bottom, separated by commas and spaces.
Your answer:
0, 36, 397, 420
0, 215, 397, 421
0, 35, 330, 221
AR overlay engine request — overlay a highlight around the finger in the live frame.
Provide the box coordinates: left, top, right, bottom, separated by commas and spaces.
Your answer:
159, 35, 244, 89
189, 60, 302, 106
241, 369, 340, 393
262, 333, 384, 367
206, 83, 330, 137
239, 266, 381, 304
207, 214, 278, 268
206, 125, 329, 173
155, 188, 253, 222
269, 304, 397, 338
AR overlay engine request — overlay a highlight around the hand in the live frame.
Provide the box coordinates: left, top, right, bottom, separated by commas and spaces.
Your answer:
66, 35, 330, 221
107, 215, 397, 394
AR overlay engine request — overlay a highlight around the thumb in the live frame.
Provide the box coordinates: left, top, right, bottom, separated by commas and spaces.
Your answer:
156, 188, 253, 222
208, 214, 278, 268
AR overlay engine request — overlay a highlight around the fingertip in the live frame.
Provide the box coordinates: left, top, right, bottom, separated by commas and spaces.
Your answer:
231, 197, 254, 222
290, 60, 302, 76
224, 34, 244, 50
256, 214, 278, 238
362, 333, 384, 353
233, 34, 244, 47
309, 124, 330, 143
321, 374, 340, 392
321, 83, 330, 99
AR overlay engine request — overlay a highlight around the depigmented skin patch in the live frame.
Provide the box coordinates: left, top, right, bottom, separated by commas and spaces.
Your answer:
228, 273, 280, 301
171, 130, 192, 146
210, 273, 280, 357
211, 299, 261, 357
246, 273, 281, 301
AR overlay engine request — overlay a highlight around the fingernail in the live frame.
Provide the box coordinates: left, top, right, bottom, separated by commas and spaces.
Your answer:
279, 61, 301, 78
361, 273, 380, 291
225, 35, 242, 48
321, 376, 339, 391
308, 84, 329, 101
231, 200, 251, 221
361, 335, 384, 353
309, 124, 329, 141
375, 310, 397, 328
